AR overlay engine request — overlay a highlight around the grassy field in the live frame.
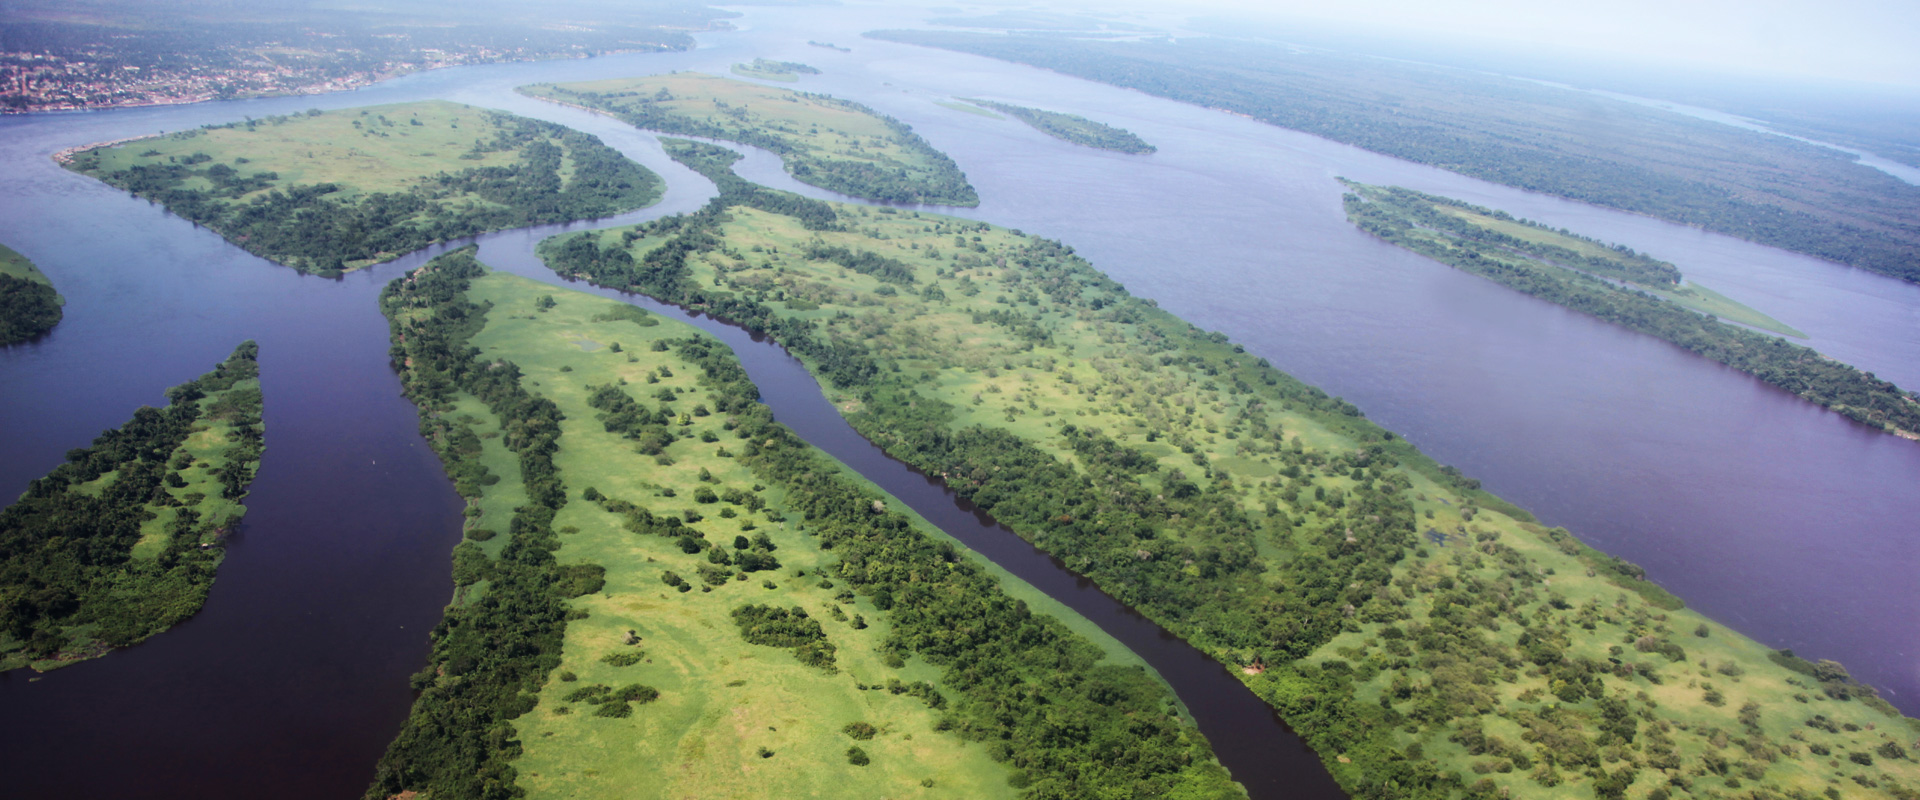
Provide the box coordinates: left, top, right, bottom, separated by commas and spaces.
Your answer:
438, 271, 1190, 798
65, 101, 661, 274
1434, 205, 1805, 336
552, 193, 1920, 799
76, 101, 533, 199
520, 73, 978, 205
0, 242, 52, 286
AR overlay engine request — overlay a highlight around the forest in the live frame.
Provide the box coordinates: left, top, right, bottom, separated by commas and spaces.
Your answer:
1343, 183, 1920, 439
0, 243, 61, 344
868, 30, 1920, 286
962, 99, 1156, 154
368, 248, 1239, 798
538, 151, 1920, 799
66, 106, 662, 276
520, 73, 979, 206
0, 341, 263, 671
0, 274, 61, 344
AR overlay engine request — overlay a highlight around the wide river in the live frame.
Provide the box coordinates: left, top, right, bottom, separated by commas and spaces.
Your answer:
1, 3, 1915, 797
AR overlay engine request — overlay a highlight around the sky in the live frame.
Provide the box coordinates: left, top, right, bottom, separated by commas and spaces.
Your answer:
1150, 0, 1920, 88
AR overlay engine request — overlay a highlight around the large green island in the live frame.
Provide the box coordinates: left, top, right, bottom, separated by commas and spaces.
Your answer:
61, 101, 662, 276
1343, 182, 1920, 440
0, 342, 264, 670
528, 126, 1920, 798
364, 249, 1239, 799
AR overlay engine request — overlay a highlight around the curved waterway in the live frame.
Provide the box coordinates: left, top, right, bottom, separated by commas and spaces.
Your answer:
2, 2, 1918, 796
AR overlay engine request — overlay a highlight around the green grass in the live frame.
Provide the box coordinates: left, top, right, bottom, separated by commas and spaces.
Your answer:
1436, 205, 1806, 337
520, 73, 978, 206
448, 271, 1188, 798
0, 242, 53, 287
936, 100, 1003, 119
77, 101, 530, 199
571, 197, 1920, 799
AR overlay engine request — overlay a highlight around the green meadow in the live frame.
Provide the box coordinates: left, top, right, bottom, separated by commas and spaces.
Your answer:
65, 101, 661, 275
76, 101, 536, 198
544, 186, 1920, 799
425, 270, 1190, 798
0, 242, 52, 285
1432, 203, 1803, 336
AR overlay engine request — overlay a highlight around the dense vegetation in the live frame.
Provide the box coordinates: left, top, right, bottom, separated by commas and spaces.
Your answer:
732, 58, 821, 81
868, 31, 1920, 285
1345, 183, 1920, 439
541, 162, 1920, 798
0, 342, 262, 670
365, 248, 582, 799
370, 250, 1239, 798
65, 102, 662, 276
0, 242, 61, 344
961, 99, 1155, 154
520, 73, 978, 206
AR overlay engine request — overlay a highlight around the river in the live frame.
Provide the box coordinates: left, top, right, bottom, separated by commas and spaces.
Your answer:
0, 2, 1915, 797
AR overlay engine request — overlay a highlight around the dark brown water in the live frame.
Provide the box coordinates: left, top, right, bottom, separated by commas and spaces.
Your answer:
0, 4, 1916, 797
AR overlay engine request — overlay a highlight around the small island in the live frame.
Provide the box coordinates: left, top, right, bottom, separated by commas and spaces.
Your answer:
807, 41, 852, 53
0, 242, 62, 344
364, 249, 1235, 799
730, 58, 821, 82
520, 73, 979, 206
1343, 181, 1920, 439
959, 98, 1155, 154
0, 342, 264, 671
61, 101, 662, 276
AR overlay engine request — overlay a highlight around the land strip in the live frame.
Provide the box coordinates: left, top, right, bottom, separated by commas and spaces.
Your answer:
520, 73, 978, 206
538, 152, 1920, 799
0, 241, 62, 343
866, 30, 1920, 286
63, 100, 662, 276
364, 249, 1239, 799
1344, 182, 1920, 440
0, 342, 263, 670
960, 98, 1155, 153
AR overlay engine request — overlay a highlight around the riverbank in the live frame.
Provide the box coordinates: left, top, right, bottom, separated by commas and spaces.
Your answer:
538, 158, 1920, 798
365, 249, 1240, 799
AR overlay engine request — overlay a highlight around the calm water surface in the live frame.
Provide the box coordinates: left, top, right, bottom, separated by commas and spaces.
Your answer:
1, 2, 1916, 796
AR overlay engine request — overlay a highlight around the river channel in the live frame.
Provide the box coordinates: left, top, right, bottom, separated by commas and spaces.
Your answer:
0, 3, 1915, 797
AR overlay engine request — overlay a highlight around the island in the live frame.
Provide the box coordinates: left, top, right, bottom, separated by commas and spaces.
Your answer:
529, 131, 1920, 799
364, 248, 1238, 799
867, 30, 1920, 286
519, 73, 979, 206
61, 101, 662, 276
0, 242, 62, 344
730, 58, 821, 82
959, 98, 1156, 154
0, 342, 263, 671
1344, 182, 1920, 439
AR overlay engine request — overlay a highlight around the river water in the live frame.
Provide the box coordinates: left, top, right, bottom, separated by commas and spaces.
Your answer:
0, 2, 1916, 796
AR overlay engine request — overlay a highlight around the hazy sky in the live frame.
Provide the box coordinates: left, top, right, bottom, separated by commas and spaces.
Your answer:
1165, 0, 1920, 87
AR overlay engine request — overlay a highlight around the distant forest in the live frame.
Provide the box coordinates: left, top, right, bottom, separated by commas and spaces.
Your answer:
869, 31, 1920, 286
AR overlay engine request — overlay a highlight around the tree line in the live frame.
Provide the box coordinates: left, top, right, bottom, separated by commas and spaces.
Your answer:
1345, 184, 1920, 438
71, 112, 662, 277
